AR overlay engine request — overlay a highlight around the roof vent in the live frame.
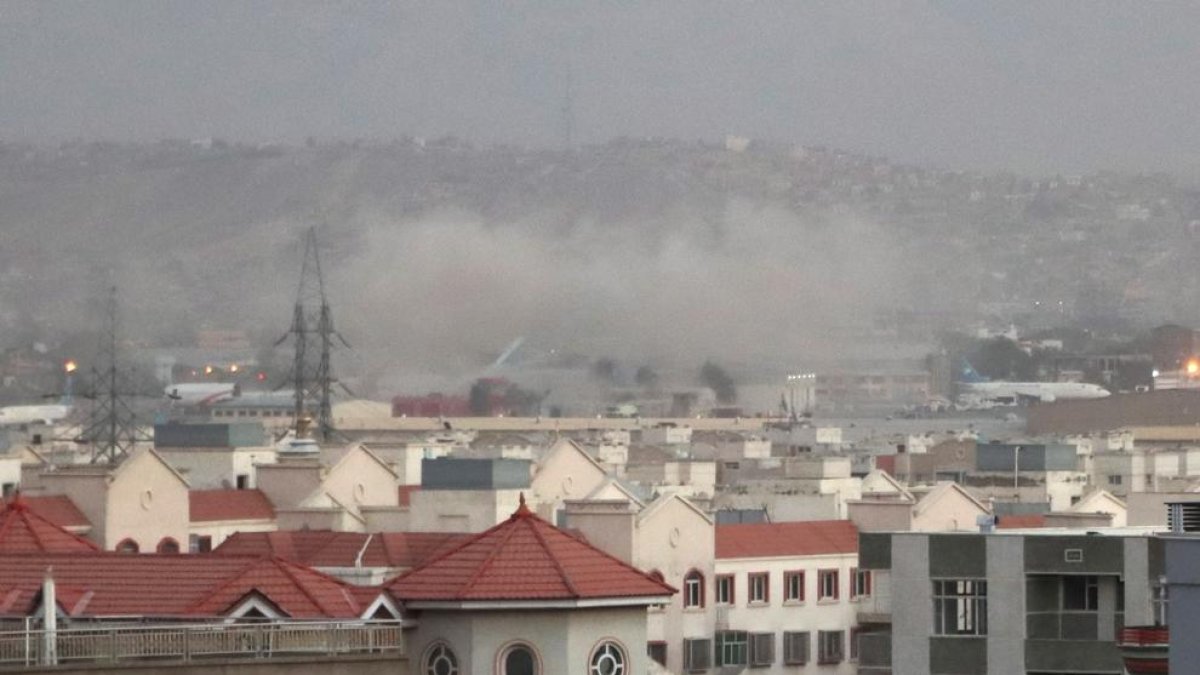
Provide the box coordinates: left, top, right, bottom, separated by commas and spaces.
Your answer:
1167, 502, 1200, 533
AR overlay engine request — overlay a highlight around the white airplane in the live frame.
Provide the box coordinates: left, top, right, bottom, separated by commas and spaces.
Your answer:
0, 360, 76, 427
164, 382, 241, 406
958, 361, 1109, 403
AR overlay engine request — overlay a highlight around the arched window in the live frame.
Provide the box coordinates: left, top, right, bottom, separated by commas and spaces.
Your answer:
589, 641, 626, 675
424, 642, 459, 675
115, 538, 139, 554
156, 537, 180, 554
501, 644, 538, 675
683, 570, 705, 608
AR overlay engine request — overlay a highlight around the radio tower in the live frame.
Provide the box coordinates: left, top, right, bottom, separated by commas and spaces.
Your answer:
278, 227, 347, 441
80, 287, 148, 464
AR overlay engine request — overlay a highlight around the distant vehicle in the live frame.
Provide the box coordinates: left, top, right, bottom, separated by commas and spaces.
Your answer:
957, 360, 1109, 404
164, 382, 241, 406
0, 360, 76, 427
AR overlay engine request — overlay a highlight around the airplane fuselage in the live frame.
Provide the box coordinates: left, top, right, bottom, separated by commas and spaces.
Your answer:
961, 381, 1109, 403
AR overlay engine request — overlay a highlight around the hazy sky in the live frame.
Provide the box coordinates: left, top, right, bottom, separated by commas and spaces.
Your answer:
3, 1, 1200, 174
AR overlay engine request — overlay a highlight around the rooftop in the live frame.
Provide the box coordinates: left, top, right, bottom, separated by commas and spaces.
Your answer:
215, 530, 467, 569
0, 495, 98, 554
189, 489, 276, 522
716, 520, 858, 559
388, 495, 674, 603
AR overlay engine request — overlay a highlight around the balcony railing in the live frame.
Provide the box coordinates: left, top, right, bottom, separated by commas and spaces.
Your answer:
1118, 626, 1169, 647
0, 620, 404, 670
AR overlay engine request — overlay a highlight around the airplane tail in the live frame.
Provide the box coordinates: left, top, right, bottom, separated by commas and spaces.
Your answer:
958, 359, 989, 384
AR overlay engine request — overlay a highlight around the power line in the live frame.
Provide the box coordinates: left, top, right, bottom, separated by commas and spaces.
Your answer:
78, 287, 150, 464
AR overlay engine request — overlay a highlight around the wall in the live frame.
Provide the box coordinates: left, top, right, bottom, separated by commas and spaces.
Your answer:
12, 655, 407, 675
106, 452, 190, 551
407, 489, 522, 533
634, 496, 714, 675
888, 534, 931, 675
256, 462, 324, 509
714, 553, 860, 675
408, 606, 647, 675
318, 449, 399, 513
32, 470, 109, 545
848, 501, 913, 532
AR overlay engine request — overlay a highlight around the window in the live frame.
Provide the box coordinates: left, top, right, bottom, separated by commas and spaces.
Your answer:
502, 645, 538, 675
1108, 475, 1123, 485
716, 574, 735, 605
783, 631, 809, 665
115, 538, 139, 554
817, 630, 844, 664
749, 572, 769, 604
933, 579, 988, 636
425, 643, 459, 675
715, 631, 748, 667
156, 537, 180, 554
235, 474, 249, 490
647, 642, 667, 668
683, 570, 705, 608
1, 483, 15, 499
850, 628, 860, 661
1153, 583, 1169, 626
852, 568, 872, 599
683, 638, 712, 672
189, 534, 213, 553
1063, 575, 1099, 611
590, 641, 626, 675
818, 569, 839, 601
750, 633, 774, 667
784, 571, 805, 602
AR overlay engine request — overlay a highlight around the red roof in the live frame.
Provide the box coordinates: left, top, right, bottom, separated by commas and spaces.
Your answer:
185, 557, 364, 618
0, 553, 369, 619
0, 496, 99, 553
388, 496, 675, 602
716, 520, 859, 559
214, 530, 467, 569
875, 454, 897, 475
189, 489, 276, 523
397, 485, 420, 507
996, 514, 1047, 529
22, 495, 91, 530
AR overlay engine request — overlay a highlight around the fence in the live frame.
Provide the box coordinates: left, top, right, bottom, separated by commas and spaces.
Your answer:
0, 620, 403, 669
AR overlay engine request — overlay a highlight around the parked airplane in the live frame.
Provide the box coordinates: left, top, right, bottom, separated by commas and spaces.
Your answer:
0, 360, 76, 427
164, 382, 241, 406
957, 361, 1110, 403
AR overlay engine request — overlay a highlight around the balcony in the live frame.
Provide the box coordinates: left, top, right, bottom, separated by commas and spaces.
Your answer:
1116, 626, 1168, 675
0, 620, 404, 670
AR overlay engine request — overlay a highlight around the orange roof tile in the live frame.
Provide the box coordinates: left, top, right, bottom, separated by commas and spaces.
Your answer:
0, 553, 370, 619
387, 495, 675, 602
22, 495, 91, 530
214, 530, 467, 569
0, 495, 98, 553
189, 489, 276, 523
996, 514, 1047, 529
716, 520, 858, 559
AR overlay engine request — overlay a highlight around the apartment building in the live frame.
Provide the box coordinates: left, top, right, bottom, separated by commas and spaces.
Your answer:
704, 520, 863, 674
856, 529, 1165, 675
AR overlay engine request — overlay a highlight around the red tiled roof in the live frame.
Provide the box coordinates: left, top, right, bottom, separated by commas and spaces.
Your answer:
22, 495, 91, 530
716, 520, 859, 559
387, 496, 675, 602
875, 454, 897, 475
189, 489, 276, 523
214, 530, 467, 569
996, 514, 1047, 529
186, 557, 363, 618
397, 485, 420, 507
0, 553, 369, 619
0, 495, 98, 553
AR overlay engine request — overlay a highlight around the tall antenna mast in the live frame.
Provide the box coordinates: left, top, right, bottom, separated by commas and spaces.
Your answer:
278, 227, 347, 441
79, 287, 148, 463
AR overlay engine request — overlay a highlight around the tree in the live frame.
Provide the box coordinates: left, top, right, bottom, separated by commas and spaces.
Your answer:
699, 361, 737, 404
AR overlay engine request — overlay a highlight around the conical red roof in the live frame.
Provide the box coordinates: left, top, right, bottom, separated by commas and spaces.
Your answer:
0, 494, 99, 554
387, 495, 675, 602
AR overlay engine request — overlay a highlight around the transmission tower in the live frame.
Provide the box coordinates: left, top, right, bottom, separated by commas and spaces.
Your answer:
277, 227, 348, 441
79, 287, 149, 464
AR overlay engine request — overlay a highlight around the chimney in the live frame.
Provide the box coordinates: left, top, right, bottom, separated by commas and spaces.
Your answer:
42, 567, 57, 666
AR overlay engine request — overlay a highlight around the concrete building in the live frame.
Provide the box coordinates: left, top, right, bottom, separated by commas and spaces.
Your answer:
154, 421, 276, 489
857, 529, 1165, 675
849, 482, 991, 533
256, 444, 400, 532
392, 495, 675, 675
711, 520, 862, 674
26, 448, 190, 552
407, 457, 529, 532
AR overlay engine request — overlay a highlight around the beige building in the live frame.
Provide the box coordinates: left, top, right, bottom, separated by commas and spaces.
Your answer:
26, 448, 190, 552
849, 481, 990, 533
256, 444, 400, 532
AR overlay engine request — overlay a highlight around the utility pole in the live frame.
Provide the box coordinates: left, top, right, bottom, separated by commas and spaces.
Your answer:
79, 287, 149, 463
277, 227, 348, 442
